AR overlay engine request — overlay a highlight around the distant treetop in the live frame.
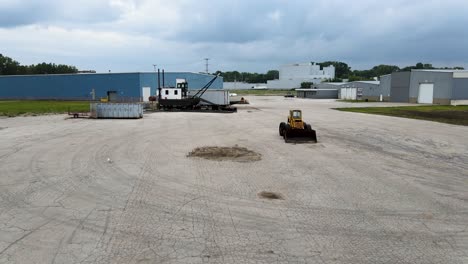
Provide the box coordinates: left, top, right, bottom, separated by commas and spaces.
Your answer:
0, 54, 78, 75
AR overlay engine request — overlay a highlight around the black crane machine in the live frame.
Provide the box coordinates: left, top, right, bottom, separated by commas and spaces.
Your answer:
157, 69, 236, 112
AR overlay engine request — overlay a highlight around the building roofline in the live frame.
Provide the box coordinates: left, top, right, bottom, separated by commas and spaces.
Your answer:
411, 69, 468, 73
296, 88, 338, 91
319, 82, 346, 86
280, 62, 335, 67
352, 81, 380, 84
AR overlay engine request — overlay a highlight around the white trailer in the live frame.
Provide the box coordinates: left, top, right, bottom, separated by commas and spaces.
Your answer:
187, 89, 230, 106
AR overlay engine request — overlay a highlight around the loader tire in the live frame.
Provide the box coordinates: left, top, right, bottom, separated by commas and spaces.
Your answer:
279, 122, 286, 136
283, 124, 290, 141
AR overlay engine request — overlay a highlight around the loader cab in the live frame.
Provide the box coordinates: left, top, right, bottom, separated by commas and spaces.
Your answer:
288, 110, 305, 129
291, 110, 302, 119
289, 110, 303, 123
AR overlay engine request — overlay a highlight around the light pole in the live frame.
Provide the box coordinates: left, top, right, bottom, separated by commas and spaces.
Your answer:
153, 64, 157, 72
204, 58, 209, 73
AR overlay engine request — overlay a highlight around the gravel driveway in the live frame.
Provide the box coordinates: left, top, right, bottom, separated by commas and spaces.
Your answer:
0, 97, 467, 263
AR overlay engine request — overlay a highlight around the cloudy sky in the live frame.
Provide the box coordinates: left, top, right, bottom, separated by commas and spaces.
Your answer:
0, 0, 467, 73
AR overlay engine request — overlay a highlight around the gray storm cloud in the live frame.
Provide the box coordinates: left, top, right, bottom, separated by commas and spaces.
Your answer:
0, 0, 467, 72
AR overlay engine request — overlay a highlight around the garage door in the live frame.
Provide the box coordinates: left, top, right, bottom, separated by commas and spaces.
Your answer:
340, 88, 346, 99
350, 88, 357, 100
418, 83, 434, 104
346, 88, 351, 99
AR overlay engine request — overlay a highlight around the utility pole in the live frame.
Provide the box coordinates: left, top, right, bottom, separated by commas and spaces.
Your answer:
204, 58, 209, 74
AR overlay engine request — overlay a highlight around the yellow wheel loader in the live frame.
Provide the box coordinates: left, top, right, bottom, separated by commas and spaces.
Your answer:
279, 110, 317, 143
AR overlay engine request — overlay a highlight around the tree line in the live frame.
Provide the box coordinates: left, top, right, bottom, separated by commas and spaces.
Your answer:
215, 61, 465, 83
347, 62, 464, 82
213, 70, 279, 83
0, 54, 78, 75
2, 53, 463, 81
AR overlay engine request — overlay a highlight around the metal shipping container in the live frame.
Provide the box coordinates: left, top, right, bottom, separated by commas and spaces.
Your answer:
187, 89, 230, 106
90, 103, 143, 119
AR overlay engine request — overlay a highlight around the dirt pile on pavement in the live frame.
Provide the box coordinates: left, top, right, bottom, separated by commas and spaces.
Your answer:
258, 191, 283, 200
188, 146, 261, 162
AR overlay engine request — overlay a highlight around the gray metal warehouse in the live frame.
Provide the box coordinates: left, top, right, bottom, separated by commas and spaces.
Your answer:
338, 81, 389, 101
296, 89, 339, 99
384, 70, 468, 105
298, 81, 389, 101
296, 82, 341, 99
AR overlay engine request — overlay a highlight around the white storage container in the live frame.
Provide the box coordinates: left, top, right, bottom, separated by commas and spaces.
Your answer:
90, 103, 143, 119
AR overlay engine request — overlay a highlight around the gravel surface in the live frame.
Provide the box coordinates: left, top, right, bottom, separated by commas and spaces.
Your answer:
0, 97, 467, 264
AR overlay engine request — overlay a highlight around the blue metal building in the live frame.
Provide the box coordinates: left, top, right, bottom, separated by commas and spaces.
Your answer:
0, 72, 223, 100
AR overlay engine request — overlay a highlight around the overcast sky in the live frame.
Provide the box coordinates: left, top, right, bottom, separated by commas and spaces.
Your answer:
1, 0, 467, 73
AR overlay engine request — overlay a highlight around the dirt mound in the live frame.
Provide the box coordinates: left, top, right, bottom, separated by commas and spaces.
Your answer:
188, 146, 261, 162
258, 191, 283, 200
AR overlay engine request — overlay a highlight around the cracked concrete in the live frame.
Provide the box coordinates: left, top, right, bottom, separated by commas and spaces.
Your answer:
0, 97, 467, 263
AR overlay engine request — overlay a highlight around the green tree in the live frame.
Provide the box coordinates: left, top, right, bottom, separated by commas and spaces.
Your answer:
371, 65, 400, 77
0, 54, 21, 75
318, 61, 351, 79
441, 66, 465, 70
265, 70, 279, 80
423, 63, 434, 69
215, 69, 279, 83
348, 75, 366, 82
352, 65, 399, 79
0, 54, 78, 75
401, 62, 436, 72
352, 70, 373, 80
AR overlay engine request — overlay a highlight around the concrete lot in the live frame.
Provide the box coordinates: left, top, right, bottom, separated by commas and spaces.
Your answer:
0, 97, 467, 264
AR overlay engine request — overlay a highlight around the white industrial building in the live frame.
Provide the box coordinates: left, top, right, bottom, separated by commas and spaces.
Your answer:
267, 62, 335, 89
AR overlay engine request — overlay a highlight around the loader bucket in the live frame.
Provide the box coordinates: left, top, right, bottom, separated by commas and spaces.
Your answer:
284, 128, 317, 143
